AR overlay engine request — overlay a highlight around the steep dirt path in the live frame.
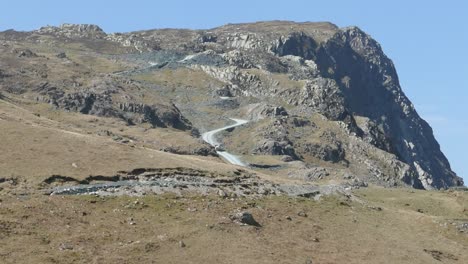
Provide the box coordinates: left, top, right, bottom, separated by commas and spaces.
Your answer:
201, 118, 249, 166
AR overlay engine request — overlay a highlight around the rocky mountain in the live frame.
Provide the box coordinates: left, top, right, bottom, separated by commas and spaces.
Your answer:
0, 21, 463, 189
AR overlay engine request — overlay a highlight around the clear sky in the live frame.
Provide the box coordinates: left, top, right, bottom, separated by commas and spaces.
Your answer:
2, 0, 467, 184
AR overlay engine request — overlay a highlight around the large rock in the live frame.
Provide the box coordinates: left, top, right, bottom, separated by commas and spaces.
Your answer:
118, 102, 191, 130
57, 92, 115, 116
230, 212, 261, 227
254, 139, 298, 159
302, 142, 345, 163
288, 167, 330, 181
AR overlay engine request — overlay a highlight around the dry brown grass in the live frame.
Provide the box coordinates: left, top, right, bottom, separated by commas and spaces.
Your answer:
134, 68, 224, 93
0, 99, 244, 186
0, 188, 466, 264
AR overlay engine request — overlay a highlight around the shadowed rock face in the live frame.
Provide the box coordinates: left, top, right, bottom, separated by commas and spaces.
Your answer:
0, 21, 462, 189
312, 27, 461, 189
30, 78, 192, 130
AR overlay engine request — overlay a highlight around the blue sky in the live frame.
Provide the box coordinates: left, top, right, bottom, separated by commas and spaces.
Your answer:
2, 0, 467, 184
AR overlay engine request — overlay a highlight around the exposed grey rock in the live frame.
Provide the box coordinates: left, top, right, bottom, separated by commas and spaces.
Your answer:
271, 32, 318, 60
248, 104, 289, 121
279, 55, 319, 80
197, 65, 264, 97
47, 167, 362, 204
190, 128, 201, 138
230, 212, 261, 227
0, 69, 8, 78
58, 243, 74, 251
297, 211, 308, 217
56, 52, 67, 59
350, 178, 369, 188
119, 102, 191, 129
37, 23, 106, 39
199, 34, 217, 43
211, 97, 240, 110
218, 189, 227, 197
260, 105, 288, 118
160, 145, 216, 156
254, 139, 298, 159
302, 142, 345, 163
33, 77, 192, 130
106, 33, 160, 52
215, 85, 233, 97
291, 117, 314, 127
13, 48, 37, 58
57, 92, 115, 116
288, 167, 330, 181
343, 173, 354, 180
292, 77, 347, 120
457, 222, 468, 233
355, 116, 394, 153
222, 50, 254, 68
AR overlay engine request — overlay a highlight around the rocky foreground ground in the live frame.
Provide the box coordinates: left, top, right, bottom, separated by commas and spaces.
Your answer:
0, 187, 467, 264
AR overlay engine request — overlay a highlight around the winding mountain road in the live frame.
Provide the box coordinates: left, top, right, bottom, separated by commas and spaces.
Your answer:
201, 118, 249, 166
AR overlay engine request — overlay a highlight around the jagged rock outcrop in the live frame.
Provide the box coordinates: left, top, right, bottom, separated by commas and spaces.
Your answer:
302, 142, 345, 163
246, 104, 288, 121
287, 77, 347, 120
57, 92, 192, 130
106, 33, 160, 52
13, 48, 38, 58
271, 32, 318, 60
253, 139, 298, 159
119, 103, 192, 130
57, 91, 115, 116
288, 167, 330, 181
32, 78, 191, 130
37, 23, 106, 39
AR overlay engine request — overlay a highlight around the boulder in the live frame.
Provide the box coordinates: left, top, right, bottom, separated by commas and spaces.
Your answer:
254, 139, 298, 159
13, 48, 37, 58
230, 212, 261, 227
302, 142, 345, 163
56, 52, 67, 59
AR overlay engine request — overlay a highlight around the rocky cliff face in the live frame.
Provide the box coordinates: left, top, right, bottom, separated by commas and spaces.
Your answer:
0, 21, 463, 189
311, 27, 461, 189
